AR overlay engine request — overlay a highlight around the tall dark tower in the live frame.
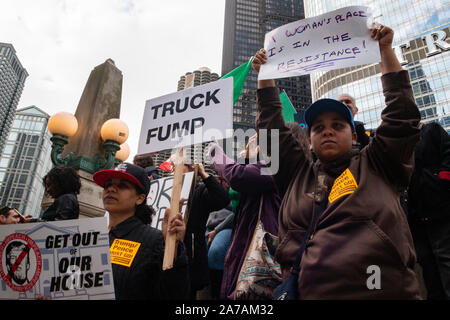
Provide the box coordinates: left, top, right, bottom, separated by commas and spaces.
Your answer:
222, 0, 312, 139
0, 43, 28, 158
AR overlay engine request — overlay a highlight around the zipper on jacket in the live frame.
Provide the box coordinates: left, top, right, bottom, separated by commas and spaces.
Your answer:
308, 200, 327, 242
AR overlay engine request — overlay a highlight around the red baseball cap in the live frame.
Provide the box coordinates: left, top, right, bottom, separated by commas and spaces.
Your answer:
93, 162, 150, 196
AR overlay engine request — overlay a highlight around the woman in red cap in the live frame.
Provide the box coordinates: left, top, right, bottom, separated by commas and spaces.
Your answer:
93, 162, 190, 300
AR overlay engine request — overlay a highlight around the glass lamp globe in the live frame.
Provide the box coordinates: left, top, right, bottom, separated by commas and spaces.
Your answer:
115, 143, 130, 162
48, 112, 78, 137
100, 118, 129, 144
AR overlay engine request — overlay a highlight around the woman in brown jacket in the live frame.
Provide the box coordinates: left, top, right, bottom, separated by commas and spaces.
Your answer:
254, 25, 422, 299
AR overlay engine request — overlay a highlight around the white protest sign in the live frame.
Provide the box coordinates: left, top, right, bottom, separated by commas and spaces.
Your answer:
0, 217, 115, 300
138, 78, 233, 155
258, 6, 381, 80
147, 171, 195, 230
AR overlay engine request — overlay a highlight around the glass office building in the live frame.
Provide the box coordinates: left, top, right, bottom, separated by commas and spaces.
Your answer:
0, 106, 52, 217
222, 0, 312, 137
305, 0, 450, 132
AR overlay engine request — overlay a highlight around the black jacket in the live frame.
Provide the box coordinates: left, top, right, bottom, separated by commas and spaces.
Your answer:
408, 122, 450, 219
40, 193, 79, 221
109, 216, 190, 300
184, 175, 230, 291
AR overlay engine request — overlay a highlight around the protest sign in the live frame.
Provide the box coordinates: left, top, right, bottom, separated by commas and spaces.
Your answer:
147, 171, 195, 230
137, 77, 233, 155
0, 217, 115, 300
258, 6, 381, 80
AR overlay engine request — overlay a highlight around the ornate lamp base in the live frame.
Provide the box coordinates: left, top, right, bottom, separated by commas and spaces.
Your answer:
50, 135, 121, 174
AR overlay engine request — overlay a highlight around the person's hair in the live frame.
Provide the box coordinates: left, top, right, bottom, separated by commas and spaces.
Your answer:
6, 241, 30, 267
0, 206, 13, 218
129, 183, 155, 225
6, 241, 25, 257
338, 93, 355, 102
43, 166, 81, 196
128, 180, 145, 197
286, 122, 313, 163
135, 203, 156, 225
133, 155, 154, 168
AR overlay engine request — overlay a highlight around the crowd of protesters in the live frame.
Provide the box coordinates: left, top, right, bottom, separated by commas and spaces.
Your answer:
1, 23, 450, 300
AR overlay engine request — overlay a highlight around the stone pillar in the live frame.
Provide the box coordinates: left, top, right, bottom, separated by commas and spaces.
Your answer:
42, 59, 123, 218
63, 58, 122, 158
76, 170, 105, 218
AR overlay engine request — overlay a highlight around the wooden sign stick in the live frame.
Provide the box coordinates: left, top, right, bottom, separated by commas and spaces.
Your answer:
163, 147, 185, 270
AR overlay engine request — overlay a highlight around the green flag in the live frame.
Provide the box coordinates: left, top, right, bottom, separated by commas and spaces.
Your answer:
279, 90, 297, 123
221, 57, 254, 105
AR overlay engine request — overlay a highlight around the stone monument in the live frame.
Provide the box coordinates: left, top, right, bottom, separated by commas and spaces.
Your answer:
42, 59, 123, 218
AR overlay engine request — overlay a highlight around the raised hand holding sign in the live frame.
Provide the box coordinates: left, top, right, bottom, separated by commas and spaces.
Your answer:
258, 6, 381, 80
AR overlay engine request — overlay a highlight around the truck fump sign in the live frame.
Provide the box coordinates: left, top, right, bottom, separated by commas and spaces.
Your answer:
138, 77, 233, 155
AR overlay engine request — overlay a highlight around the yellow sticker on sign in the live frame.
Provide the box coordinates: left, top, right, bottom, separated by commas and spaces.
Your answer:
328, 168, 358, 203
110, 239, 141, 267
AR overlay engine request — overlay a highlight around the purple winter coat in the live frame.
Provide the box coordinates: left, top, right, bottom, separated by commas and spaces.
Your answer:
209, 143, 281, 300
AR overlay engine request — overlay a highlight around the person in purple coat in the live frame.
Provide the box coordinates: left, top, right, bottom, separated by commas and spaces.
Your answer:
208, 134, 281, 300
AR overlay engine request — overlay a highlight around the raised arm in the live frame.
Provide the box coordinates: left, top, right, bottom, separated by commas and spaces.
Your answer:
253, 49, 309, 195
209, 142, 276, 194
371, 24, 403, 75
252, 50, 276, 89
367, 25, 421, 189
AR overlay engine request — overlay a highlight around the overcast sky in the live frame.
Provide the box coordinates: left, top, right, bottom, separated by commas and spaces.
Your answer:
1, 0, 226, 162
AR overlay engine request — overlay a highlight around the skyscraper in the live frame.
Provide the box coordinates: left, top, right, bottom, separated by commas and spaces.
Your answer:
305, 1, 450, 132
222, 0, 312, 139
0, 42, 28, 157
0, 106, 53, 217
177, 67, 219, 91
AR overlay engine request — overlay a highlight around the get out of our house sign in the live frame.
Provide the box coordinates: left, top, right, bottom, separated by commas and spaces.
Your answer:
0, 217, 115, 300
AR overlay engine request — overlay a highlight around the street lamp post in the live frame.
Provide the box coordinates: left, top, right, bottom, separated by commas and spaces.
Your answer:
114, 142, 131, 166
48, 114, 129, 173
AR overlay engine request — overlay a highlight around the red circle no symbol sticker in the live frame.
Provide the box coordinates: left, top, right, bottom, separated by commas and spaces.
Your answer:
0, 233, 42, 292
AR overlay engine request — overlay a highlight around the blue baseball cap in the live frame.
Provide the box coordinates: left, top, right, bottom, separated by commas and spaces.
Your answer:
305, 98, 355, 131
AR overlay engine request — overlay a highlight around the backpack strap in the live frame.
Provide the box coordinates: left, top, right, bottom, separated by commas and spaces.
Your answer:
290, 200, 327, 274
